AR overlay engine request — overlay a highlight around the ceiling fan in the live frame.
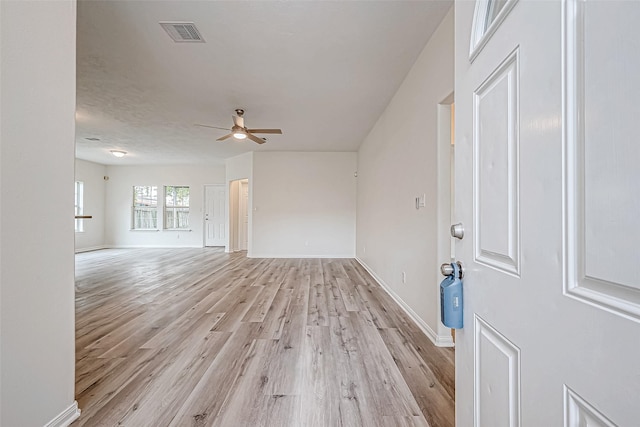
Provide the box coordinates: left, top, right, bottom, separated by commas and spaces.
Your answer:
195, 109, 282, 145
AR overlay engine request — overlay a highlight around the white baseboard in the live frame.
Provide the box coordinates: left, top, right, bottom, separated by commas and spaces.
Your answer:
356, 257, 454, 348
74, 245, 107, 253
44, 401, 80, 427
249, 253, 354, 259
107, 245, 204, 249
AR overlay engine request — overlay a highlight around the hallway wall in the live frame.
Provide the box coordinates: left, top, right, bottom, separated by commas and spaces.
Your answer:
356, 8, 454, 345
0, 1, 79, 424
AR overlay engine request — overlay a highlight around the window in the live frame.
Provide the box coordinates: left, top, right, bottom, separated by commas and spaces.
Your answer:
164, 186, 190, 229
132, 186, 158, 229
469, 0, 518, 61
75, 181, 84, 232
485, 0, 508, 29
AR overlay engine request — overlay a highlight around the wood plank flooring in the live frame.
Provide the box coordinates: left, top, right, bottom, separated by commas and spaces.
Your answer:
73, 248, 454, 427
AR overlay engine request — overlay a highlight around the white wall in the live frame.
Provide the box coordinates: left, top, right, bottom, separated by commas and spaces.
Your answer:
1, 0, 79, 425
1, 0, 3, 420
225, 152, 253, 254
252, 152, 357, 258
104, 164, 225, 248
356, 8, 454, 346
75, 159, 107, 252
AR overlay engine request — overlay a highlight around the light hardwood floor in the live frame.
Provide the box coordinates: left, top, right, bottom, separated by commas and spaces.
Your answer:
73, 248, 454, 427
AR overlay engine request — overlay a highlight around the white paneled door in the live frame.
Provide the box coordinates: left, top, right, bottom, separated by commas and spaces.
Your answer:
204, 184, 226, 247
455, 1, 640, 426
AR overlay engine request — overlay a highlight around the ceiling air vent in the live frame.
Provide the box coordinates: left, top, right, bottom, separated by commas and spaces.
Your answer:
159, 22, 205, 43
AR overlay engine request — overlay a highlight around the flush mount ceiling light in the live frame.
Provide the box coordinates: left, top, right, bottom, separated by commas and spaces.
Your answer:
110, 150, 127, 158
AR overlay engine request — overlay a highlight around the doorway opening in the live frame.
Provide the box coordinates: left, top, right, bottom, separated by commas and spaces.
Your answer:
228, 179, 249, 252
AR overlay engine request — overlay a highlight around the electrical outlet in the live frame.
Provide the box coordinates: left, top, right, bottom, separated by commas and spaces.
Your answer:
402, 271, 406, 284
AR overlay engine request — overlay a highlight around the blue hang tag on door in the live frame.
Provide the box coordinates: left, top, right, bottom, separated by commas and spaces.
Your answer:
440, 262, 463, 329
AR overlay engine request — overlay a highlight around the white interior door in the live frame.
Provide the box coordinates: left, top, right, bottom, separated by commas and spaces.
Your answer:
454, 1, 640, 425
204, 184, 226, 247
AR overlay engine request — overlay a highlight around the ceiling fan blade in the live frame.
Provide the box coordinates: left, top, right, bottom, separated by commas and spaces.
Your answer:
246, 132, 266, 144
217, 133, 233, 141
194, 124, 230, 131
232, 115, 244, 128
247, 129, 282, 134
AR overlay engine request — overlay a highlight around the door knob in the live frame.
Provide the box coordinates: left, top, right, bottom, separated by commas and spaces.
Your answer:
441, 261, 464, 278
450, 223, 464, 239
441, 263, 454, 276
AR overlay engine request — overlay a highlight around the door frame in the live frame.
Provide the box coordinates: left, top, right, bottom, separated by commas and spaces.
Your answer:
227, 178, 250, 253
237, 179, 248, 251
437, 92, 456, 346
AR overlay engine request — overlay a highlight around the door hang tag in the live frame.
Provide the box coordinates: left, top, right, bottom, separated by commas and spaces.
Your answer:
440, 263, 463, 329
452, 262, 461, 279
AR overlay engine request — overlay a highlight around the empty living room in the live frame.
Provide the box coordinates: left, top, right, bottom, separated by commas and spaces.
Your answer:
3, 0, 639, 426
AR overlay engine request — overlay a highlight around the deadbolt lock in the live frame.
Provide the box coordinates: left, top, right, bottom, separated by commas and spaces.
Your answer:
450, 223, 464, 240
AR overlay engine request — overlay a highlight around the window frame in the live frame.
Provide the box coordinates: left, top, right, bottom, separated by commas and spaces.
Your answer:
132, 185, 159, 230
164, 185, 190, 230
75, 181, 84, 232
469, 0, 519, 62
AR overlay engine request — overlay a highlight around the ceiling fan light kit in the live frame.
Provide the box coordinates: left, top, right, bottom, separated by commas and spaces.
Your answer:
196, 108, 282, 145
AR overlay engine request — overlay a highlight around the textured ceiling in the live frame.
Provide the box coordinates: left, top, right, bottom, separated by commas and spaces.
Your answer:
76, 0, 452, 165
